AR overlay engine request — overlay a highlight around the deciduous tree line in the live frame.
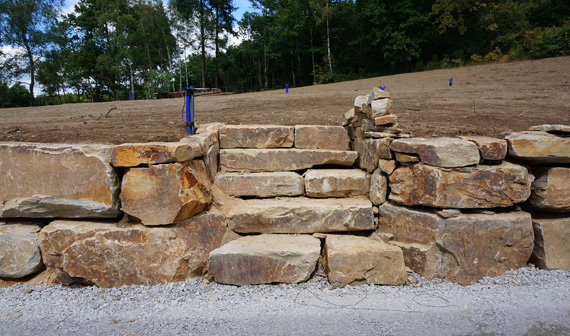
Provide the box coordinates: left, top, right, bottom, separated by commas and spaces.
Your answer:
1, 0, 569, 107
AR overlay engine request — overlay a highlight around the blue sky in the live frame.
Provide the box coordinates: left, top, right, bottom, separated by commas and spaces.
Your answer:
63, 0, 255, 22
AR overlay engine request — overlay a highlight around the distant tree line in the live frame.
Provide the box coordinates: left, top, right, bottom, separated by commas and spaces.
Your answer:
1, 0, 569, 107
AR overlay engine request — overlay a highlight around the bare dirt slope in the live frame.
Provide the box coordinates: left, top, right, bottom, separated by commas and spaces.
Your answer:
1, 57, 569, 144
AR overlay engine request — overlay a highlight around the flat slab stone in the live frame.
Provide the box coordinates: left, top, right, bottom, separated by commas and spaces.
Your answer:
209, 234, 320, 285
220, 149, 357, 172
225, 197, 374, 233
527, 167, 570, 212
374, 114, 398, 125
324, 235, 406, 287
389, 162, 534, 208
294, 125, 350, 150
353, 138, 393, 172
120, 161, 212, 225
378, 203, 534, 285
530, 214, 570, 270
391, 137, 480, 168
505, 131, 570, 163
39, 210, 228, 287
304, 169, 368, 198
214, 172, 303, 198
110, 142, 204, 167
459, 136, 507, 161
0, 143, 120, 218
0, 223, 43, 278
219, 125, 294, 149
528, 124, 570, 134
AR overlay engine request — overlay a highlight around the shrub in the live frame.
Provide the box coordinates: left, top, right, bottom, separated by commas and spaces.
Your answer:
528, 20, 570, 59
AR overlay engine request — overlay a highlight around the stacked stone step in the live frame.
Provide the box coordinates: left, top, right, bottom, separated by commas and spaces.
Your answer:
210, 125, 407, 287
0, 130, 229, 287
371, 134, 540, 285
505, 125, 570, 271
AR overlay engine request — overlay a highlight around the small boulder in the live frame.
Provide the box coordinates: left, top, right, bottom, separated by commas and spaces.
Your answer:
530, 214, 570, 270
0, 223, 43, 278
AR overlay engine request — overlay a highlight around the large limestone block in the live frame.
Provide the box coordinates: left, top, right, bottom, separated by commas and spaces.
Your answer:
391, 138, 480, 168
459, 136, 507, 161
369, 169, 388, 205
294, 125, 350, 150
184, 130, 220, 181
0, 224, 43, 278
120, 161, 212, 225
304, 169, 368, 198
505, 131, 570, 163
226, 197, 374, 233
219, 125, 294, 149
353, 138, 393, 172
530, 215, 570, 270
378, 203, 534, 285
370, 98, 393, 118
323, 235, 406, 287
527, 167, 570, 212
209, 234, 320, 285
220, 149, 357, 172
214, 172, 303, 197
389, 162, 533, 208
39, 211, 227, 287
110, 142, 204, 167
0, 143, 120, 218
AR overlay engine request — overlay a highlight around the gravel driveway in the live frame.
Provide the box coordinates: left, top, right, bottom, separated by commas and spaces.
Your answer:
1, 267, 568, 336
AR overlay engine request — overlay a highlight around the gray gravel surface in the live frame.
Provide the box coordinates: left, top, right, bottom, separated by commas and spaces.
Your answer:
1, 267, 569, 336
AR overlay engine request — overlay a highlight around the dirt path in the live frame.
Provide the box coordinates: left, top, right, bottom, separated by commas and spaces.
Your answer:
1, 57, 569, 144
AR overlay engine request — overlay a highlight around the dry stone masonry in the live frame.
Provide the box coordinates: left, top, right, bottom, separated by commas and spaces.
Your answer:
1, 88, 568, 288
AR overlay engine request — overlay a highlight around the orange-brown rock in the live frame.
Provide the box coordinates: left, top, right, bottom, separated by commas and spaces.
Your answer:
530, 214, 570, 270
0, 143, 120, 218
323, 235, 406, 287
214, 172, 304, 197
219, 125, 294, 149
304, 169, 368, 198
120, 161, 212, 225
38, 210, 227, 287
353, 137, 393, 172
208, 234, 320, 285
294, 125, 350, 150
378, 203, 534, 285
389, 162, 533, 208
527, 167, 570, 212
391, 137, 480, 168
459, 136, 507, 161
220, 149, 357, 172
0, 223, 43, 278
374, 114, 398, 126
505, 131, 570, 163
225, 197, 374, 233
110, 142, 204, 167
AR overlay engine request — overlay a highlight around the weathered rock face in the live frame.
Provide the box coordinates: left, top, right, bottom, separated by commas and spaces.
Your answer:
220, 149, 357, 172
0, 143, 120, 218
378, 159, 397, 175
369, 169, 388, 205
378, 203, 534, 285
110, 142, 204, 167
219, 125, 294, 149
527, 167, 570, 212
38, 211, 227, 287
370, 99, 393, 118
323, 235, 406, 287
505, 131, 570, 163
214, 172, 304, 198
193, 131, 220, 181
530, 215, 570, 270
0, 224, 43, 278
528, 124, 570, 134
374, 114, 398, 126
120, 161, 212, 225
209, 234, 320, 285
294, 125, 350, 150
389, 162, 534, 208
353, 138, 393, 172
304, 169, 368, 198
459, 136, 507, 161
391, 137, 480, 168
225, 197, 374, 233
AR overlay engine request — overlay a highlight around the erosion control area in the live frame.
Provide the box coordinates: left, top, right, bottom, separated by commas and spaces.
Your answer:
1, 89, 569, 288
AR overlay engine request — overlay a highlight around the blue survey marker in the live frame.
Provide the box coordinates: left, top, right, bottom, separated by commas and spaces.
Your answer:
186, 88, 195, 134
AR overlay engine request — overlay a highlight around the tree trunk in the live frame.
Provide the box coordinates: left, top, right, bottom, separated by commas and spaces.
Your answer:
24, 40, 35, 106
200, 0, 206, 88
310, 27, 316, 84
326, 0, 332, 74
214, 7, 219, 89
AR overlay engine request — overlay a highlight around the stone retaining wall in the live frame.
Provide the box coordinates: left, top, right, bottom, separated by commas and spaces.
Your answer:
1, 95, 568, 288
